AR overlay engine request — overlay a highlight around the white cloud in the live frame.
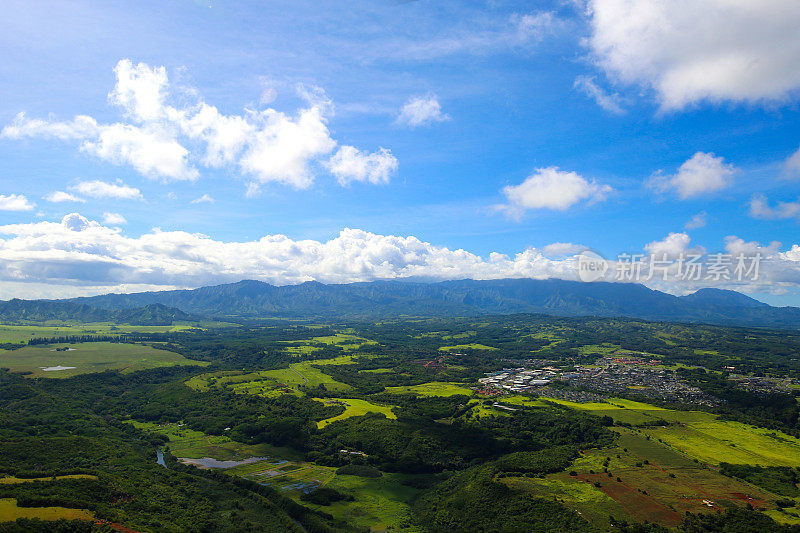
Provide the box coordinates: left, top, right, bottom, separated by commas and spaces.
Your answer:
573, 76, 625, 114
71, 180, 143, 200
0, 215, 580, 295
190, 194, 214, 204
102, 212, 127, 225
786, 145, 800, 178
0, 194, 35, 211
2, 60, 392, 189
0, 214, 798, 299
45, 191, 86, 203
498, 167, 612, 218
724, 236, 781, 258
684, 211, 707, 230
749, 194, 800, 221
586, 0, 800, 110
644, 232, 704, 258
650, 152, 736, 199
110, 59, 169, 122
326, 146, 398, 186
396, 95, 450, 128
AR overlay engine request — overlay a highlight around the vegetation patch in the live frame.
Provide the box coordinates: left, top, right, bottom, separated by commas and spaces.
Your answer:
438, 343, 497, 351
313, 398, 397, 428
0, 498, 94, 523
384, 382, 473, 397
0, 342, 206, 378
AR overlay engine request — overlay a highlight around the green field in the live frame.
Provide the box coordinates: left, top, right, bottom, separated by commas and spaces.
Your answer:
186, 355, 356, 396
643, 419, 800, 466
0, 321, 232, 343
281, 334, 378, 356
314, 398, 397, 428
505, 429, 779, 528
546, 397, 800, 466
128, 421, 302, 461
438, 343, 497, 351
385, 382, 474, 397
310, 472, 423, 532
0, 498, 94, 523
0, 342, 207, 378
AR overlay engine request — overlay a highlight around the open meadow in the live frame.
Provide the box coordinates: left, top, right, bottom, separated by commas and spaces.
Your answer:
0, 498, 94, 523
0, 321, 231, 343
0, 342, 207, 378
314, 398, 397, 428
384, 382, 473, 397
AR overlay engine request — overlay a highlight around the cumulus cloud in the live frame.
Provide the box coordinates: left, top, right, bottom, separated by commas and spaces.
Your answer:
0, 194, 35, 211
684, 211, 707, 230
644, 232, 704, 258
586, 0, 800, 110
396, 95, 450, 128
650, 152, 736, 199
0, 214, 581, 295
497, 167, 612, 218
71, 180, 143, 200
749, 194, 800, 221
1, 59, 392, 189
102, 212, 127, 225
0, 215, 798, 299
46, 191, 86, 203
573, 76, 625, 114
326, 146, 398, 186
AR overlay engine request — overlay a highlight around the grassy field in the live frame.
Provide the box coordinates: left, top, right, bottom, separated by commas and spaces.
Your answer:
503, 475, 629, 527
0, 342, 207, 378
385, 382, 473, 397
186, 355, 356, 396
642, 419, 800, 466
545, 397, 800, 467
281, 334, 378, 356
128, 421, 302, 461
0, 321, 232, 343
313, 398, 397, 428
438, 343, 497, 351
310, 472, 423, 532
504, 429, 779, 529
0, 498, 94, 523
0, 474, 97, 484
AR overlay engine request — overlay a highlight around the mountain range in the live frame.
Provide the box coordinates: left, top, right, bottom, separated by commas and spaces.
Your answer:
1, 278, 798, 329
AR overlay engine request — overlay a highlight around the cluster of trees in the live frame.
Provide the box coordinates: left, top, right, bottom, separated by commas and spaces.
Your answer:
0, 370, 348, 532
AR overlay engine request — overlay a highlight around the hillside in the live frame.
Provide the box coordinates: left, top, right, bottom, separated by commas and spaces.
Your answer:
49, 278, 800, 329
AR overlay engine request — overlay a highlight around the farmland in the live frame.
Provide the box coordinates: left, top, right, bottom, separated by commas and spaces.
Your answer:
503, 429, 781, 528
0, 342, 206, 377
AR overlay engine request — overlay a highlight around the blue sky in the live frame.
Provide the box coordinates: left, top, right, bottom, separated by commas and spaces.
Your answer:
1, 0, 800, 304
